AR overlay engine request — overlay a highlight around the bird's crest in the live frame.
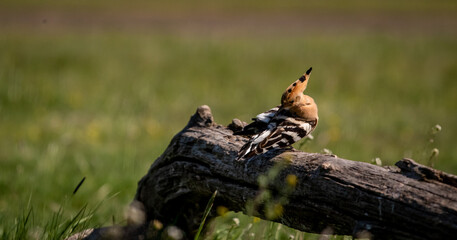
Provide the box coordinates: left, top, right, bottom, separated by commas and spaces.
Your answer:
281, 67, 312, 106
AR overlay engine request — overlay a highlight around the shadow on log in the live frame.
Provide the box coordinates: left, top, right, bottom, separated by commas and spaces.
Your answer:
76, 105, 457, 240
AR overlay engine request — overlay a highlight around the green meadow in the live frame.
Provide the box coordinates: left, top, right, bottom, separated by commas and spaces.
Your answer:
1, 1, 457, 239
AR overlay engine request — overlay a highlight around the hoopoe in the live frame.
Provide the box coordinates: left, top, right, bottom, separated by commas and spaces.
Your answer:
235, 67, 318, 160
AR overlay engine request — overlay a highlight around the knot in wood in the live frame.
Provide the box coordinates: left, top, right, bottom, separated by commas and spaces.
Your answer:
186, 105, 215, 128
321, 161, 336, 172
228, 118, 246, 132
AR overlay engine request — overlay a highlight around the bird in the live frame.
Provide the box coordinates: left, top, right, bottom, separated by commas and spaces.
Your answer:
235, 67, 318, 160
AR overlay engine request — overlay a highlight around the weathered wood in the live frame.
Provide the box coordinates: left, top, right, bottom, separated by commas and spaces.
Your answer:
72, 105, 457, 240
131, 105, 457, 240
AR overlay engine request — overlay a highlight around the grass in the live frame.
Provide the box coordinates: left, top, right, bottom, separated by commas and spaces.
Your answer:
205, 213, 352, 240
1, 1, 457, 238
195, 190, 218, 240
2, 0, 457, 13
0, 200, 96, 239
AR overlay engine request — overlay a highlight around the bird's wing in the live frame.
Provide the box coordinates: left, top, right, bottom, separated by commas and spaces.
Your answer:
259, 117, 314, 149
233, 106, 279, 136
237, 116, 316, 160
254, 106, 280, 122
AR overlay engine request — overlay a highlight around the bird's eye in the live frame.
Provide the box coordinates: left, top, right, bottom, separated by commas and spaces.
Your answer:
289, 100, 294, 103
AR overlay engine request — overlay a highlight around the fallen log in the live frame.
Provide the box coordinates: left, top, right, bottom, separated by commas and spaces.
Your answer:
78, 105, 457, 240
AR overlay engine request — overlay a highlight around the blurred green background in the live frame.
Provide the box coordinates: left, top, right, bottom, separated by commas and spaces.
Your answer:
1, 0, 457, 237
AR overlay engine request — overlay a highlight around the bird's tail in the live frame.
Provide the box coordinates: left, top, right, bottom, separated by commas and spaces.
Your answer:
236, 128, 273, 160
237, 142, 253, 160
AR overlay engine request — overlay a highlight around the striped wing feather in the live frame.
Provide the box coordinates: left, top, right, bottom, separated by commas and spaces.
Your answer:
233, 106, 279, 136
237, 117, 315, 160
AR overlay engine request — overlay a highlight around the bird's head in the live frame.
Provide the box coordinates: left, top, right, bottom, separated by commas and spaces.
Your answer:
281, 67, 312, 107
290, 94, 319, 122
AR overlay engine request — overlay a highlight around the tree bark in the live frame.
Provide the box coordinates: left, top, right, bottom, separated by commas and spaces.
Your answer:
77, 105, 457, 240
